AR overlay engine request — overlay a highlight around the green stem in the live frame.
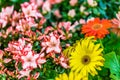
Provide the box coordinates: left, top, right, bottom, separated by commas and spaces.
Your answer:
99, 39, 104, 49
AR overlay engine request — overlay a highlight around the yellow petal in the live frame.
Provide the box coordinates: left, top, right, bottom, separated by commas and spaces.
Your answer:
69, 71, 73, 80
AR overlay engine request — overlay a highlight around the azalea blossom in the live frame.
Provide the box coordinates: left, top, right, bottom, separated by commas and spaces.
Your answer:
69, 0, 78, 6
87, 0, 97, 7
42, 1, 51, 14
21, 2, 42, 19
0, 50, 4, 67
111, 12, 120, 36
68, 9, 76, 18
36, 53, 46, 68
0, 26, 13, 38
16, 17, 37, 33
18, 69, 31, 79
48, 0, 62, 4
56, 21, 79, 40
30, 0, 43, 7
21, 51, 39, 69
37, 17, 46, 29
54, 10, 62, 18
58, 21, 79, 33
0, 6, 14, 28
79, 5, 86, 13
1, 6, 14, 17
5, 38, 32, 60
32, 72, 40, 80
3, 58, 12, 63
0, 17, 8, 28
112, 12, 120, 28
79, 19, 86, 24
41, 32, 61, 54
58, 22, 71, 32
58, 55, 69, 69
11, 11, 21, 27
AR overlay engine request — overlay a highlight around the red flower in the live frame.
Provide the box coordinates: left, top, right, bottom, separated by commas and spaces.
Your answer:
81, 18, 112, 39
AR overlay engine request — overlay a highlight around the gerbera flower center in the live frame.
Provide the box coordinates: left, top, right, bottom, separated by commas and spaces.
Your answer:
82, 55, 91, 65
92, 24, 102, 30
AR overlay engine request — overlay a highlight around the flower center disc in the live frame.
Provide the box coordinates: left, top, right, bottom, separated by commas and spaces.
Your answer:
92, 24, 102, 30
51, 42, 56, 47
82, 55, 91, 65
27, 58, 32, 62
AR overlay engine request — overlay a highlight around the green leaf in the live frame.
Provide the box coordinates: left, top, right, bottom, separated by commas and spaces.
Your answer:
110, 74, 119, 80
104, 51, 120, 79
98, 8, 107, 18
0, 74, 7, 80
10, 0, 19, 3
93, 8, 99, 15
99, 0, 107, 10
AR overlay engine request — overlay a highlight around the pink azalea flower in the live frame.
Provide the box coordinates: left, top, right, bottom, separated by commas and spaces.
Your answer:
54, 10, 62, 18
87, 0, 97, 7
54, 54, 69, 69
0, 17, 7, 28
5, 38, 25, 53
112, 12, 120, 28
57, 21, 79, 40
16, 17, 37, 33
5, 38, 32, 60
79, 5, 86, 13
36, 53, 46, 68
41, 32, 61, 53
0, 6, 14, 28
58, 55, 69, 69
44, 26, 54, 34
3, 58, 12, 63
70, 21, 79, 32
18, 69, 31, 79
37, 17, 46, 29
59, 21, 78, 32
79, 19, 86, 24
0, 26, 13, 38
11, 11, 21, 27
68, 9, 76, 18
21, 2, 42, 19
111, 12, 120, 36
69, 0, 78, 6
16, 19, 31, 32
58, 22, 72, 32
1, 6, 14, 17
21, 51, 39, 69
0, 50, 3, 59
0, 50, 4, 67
30, 0, 43, 7
32, 72, 40, 79
42, 1, 51, 14
48, 0, 62, 4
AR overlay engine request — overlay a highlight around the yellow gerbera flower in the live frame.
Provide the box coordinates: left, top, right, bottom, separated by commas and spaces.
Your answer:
55, 71, 88, 80
70, 37, 104, 77
63, 46, 74, 57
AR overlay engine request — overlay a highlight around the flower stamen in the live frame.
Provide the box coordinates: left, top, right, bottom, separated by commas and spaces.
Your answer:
92, 24, 102, 30
82, 55, 91, 65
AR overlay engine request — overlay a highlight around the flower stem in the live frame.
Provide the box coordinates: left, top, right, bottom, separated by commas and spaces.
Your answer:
99, 39, 104, 49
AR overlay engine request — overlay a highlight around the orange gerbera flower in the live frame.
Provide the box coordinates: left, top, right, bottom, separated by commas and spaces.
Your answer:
81, 18, 112, 39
